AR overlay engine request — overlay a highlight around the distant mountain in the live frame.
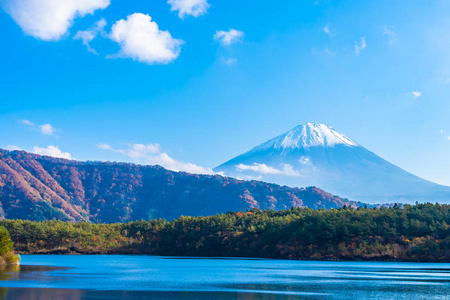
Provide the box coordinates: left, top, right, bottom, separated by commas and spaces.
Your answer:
215, 123, 450, 204
0, 148, 354, 222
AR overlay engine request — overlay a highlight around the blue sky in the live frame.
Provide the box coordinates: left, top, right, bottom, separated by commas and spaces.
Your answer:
2, 0, 450, 184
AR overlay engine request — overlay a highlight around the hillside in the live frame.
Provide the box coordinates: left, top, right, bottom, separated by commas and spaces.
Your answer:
2, 204, 449, 262
0, 149, 354, 222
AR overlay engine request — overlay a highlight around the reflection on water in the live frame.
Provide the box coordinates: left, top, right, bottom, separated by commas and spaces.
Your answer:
0, 265, 19, 282
0, 264, 70, 300
0, 288, 306, 300
0, 255, 448, 299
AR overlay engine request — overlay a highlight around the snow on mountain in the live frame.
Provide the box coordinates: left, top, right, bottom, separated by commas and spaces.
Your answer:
254, 123, 358, 151
214, 123, 450, 204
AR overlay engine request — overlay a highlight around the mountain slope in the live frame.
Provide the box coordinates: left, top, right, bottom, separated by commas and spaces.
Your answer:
0, 148, 355, 222
215, 123, 450, 204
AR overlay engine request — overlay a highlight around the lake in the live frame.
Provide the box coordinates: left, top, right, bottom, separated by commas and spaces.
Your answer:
0, 255, 448, 299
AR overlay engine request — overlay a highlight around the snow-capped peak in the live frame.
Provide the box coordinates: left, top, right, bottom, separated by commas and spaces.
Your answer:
256, 123, 358, 150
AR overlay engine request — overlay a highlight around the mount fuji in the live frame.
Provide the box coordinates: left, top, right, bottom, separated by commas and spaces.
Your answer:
214, 123, 450, 204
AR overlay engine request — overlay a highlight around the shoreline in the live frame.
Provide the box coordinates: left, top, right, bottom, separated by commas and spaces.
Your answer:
16, 252, 450, 264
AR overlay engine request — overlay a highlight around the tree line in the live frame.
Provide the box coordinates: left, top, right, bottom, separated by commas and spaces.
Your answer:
1, 203, 449, 262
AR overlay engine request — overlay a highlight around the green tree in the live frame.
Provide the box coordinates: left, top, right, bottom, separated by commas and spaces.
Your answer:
0, 226, 13, 256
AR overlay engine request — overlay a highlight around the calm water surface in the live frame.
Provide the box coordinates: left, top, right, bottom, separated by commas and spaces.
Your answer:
0, 255, 448, 299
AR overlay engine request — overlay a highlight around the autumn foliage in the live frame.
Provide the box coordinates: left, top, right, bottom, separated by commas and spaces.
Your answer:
0, 149, 355, 222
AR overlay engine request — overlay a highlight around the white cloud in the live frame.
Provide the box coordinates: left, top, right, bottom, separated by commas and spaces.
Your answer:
298, 156, 317, 172
440, 129, 444, 134
40, 123, 56, 135
298, 156, 312, 167
354, 37, 366, 55
235, 163, 299, 176
168, 0, 210, 19
5, 144, 71, 158
234, 174, 264, 181
21, 119, 34, 126
97, 143, 213, 174
124, 144, 161, 159
411, 91, 421, 98
2, 0, 110, 41
6, 145, 22, 151
236, 163, 283, 175
108, 13, 183, 65
74, 18, 107, 54
223, 57, 237, 65
32, 145, 72, 159
214, 29, 244, 46
323, 25, 335, 37
280, 164, 300, 176
96, 143, 113, 150
21, 119, 58, 136
382, 25, 396, 44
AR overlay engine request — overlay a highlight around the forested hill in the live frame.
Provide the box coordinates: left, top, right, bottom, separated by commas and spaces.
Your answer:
2, 204, 449, 262
0, 149, 355, 222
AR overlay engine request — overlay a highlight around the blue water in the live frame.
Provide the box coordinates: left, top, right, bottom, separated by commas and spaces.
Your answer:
0, 255, 449, 299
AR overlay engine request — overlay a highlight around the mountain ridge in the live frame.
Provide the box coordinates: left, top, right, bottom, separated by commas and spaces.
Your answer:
0, 148, 356, 222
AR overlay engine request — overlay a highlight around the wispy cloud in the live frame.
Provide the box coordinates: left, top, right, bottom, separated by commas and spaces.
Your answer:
74, 18, 107, 54
21, 119, 34, 126
235, 163, 300, 176
2, 0, 110, 41
298, 156, 312, 167
97, 143, 213, 174
223, 57, 237, 65
214, 29, 244, 46
108, 13, 183, 65
354, 37, 367, 55
382, 25, 396, 44
323, 25, 335, 37
324, 48, 336, 56
97, 143, 113, 150
439, 129, 450, 140
168, 0, 210, 19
